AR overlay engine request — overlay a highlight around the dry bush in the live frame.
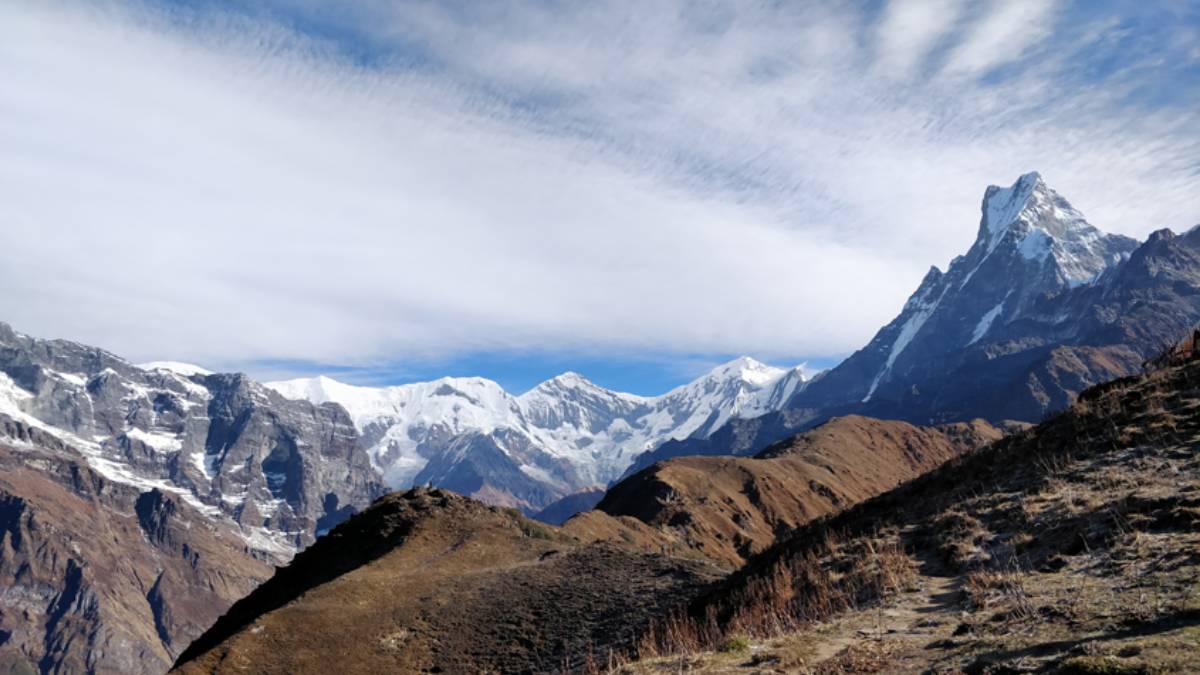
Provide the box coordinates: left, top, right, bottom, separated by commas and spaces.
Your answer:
637, 531, 917, 661
717, 633, 750, 654
933, 509, 990, 570
963, 568, 1034, 619
634, 606, 719, 661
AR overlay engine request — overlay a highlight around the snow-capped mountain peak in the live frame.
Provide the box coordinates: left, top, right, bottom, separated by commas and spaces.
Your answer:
702, 356, 785, 386
976, 172, 1136, 286
526, 370, 639, 399
980, 171, 1045, 241
855, 172, 1139, 403
545, 370, 589, 386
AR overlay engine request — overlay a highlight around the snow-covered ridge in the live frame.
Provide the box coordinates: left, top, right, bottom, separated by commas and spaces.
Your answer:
266, 357, 809, 489
137, 361, 214, 376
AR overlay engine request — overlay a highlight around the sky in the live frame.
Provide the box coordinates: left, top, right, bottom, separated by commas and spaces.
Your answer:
1, 0, 1198, 395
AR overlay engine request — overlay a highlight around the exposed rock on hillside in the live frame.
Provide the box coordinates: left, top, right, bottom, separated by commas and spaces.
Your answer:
0, 323, 385, 672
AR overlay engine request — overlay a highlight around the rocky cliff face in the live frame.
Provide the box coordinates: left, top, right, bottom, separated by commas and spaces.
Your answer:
0, 323, 383, 550
0, 422, 273, 674
0, 323, 385, 673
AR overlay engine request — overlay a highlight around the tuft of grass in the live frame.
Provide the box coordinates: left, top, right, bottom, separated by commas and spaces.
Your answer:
718, 633, 750, 654
933, 509, 989, 570
1012, 531, 1036, 552
963, 568, 1036, 622
519, 520, 557, 540
1054, 655, 1150, 674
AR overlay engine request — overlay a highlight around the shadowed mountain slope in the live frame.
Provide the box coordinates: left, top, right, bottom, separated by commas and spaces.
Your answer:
533, 487, 606, 525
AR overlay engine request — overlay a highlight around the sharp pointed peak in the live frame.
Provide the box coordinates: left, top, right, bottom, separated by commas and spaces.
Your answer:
976, 171, 1094, 248
984, 171, 1044, 197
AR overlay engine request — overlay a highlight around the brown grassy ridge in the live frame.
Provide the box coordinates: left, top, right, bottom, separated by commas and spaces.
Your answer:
564, 416, 1005, 568
172, 488, 724, 674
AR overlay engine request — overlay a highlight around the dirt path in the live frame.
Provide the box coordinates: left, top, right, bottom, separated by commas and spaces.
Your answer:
799, 573, 961, 665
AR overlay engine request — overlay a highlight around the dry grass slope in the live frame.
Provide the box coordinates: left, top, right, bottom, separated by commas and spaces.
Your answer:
172, 489, 724, 674
618, 346, 1200, 673
567, 416, 1003, 568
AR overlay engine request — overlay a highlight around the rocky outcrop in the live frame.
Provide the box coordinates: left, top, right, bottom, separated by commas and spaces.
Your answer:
0, 322, 384, 550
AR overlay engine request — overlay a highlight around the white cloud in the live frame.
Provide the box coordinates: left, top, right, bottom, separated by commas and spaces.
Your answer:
0, 0, 1197, 377
943, 0, 1061, 76
875, 0, 967, 78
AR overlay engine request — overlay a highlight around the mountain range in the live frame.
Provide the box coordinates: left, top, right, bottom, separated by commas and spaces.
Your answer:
256, 173, 1200, 515
264, 357, 807, 511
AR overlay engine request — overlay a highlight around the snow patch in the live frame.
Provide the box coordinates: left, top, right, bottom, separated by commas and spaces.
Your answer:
1016, 228, 1051, 261
52, 371, 87, 387
863, 285, 948, 403
968, 299, 1008, 346
125, 427, 183, 453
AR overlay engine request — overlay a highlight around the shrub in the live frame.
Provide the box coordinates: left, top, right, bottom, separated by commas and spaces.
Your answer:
718, 634, 750, 654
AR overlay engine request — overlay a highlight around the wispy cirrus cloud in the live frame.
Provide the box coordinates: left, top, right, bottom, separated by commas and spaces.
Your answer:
0, 0, 1197, 389
942, 0, 1062, 76
875, 0, 967, 79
